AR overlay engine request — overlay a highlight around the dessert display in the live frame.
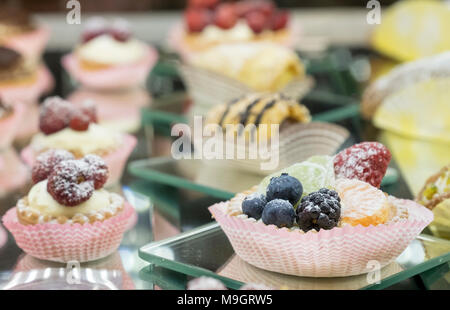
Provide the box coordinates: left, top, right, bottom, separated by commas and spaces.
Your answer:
0, 99, 24, 149
2, 152, 135, 262
0, 46, 53, 104
62, 18, 158, 90
0, 6, 50, 59
21, 96, 137, 186
203, 93, 348, 175
362, 52, 450, 144
67, 87, 151, 133
169, 0, 298, 58
209, 142, 433, 277
371, 0, 450, 62
417, 165, 450, 239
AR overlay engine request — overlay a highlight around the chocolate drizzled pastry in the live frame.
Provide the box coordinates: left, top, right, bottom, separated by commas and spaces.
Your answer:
0, 6, 34, 33
206, 93, 311, 137
0, 46, 36, 83
0, 97, 13, 120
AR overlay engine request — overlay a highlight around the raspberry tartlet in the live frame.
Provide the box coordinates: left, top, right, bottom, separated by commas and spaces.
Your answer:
62, 18, 157, 90
2, 152, 135, 262
21, 96, 137, 186
169, 0, 300, 59
209, 142, 433, 277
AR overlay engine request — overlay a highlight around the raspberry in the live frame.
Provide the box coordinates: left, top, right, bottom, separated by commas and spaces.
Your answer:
31, 149, 75, 184
184, 8, 212, 33
242, 193, 266, 220
333, 142, 391, 188
296, 188, 341, 232
269, 10, 289, 31
47, 160, 94, 207
261, 199, 295, 228
245, 10, 267, 34
82, 154, 109, 189
214, 4, 238, 30
82, 17, 108, 43
39, 97, 74, 135
78, 100, 97, 123
266, 173, 303, 206
82, 28, 108, 43
110, 19, 131, 42
69, 110, 90, 131
188, 0, 219, 10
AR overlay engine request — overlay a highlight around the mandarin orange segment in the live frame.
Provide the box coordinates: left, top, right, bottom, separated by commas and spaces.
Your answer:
335, 178, 391, 227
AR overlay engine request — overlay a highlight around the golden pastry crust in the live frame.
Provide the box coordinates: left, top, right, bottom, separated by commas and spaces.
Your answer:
16, 192, 124, 225
417, 165, 450, 210
206, 93, 310, 138
78, 58, 112, 71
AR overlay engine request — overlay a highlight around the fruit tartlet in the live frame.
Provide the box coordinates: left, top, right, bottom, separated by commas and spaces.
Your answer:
169, 0, 299, 58
0, 6, 50, 59
209, 142, 433, 277
0, 98, 24, 149
0, 46, 53, 104
2, 151, 135, 262
62, 18, 157, 90
21, 96, 137, 186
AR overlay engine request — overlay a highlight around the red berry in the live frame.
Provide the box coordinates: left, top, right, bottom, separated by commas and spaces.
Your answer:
269, 10, 289, 31
82, 29, 108, 43
39, 97, 74, 135
214, 4, 238, 30
47, 160, 94, 207
82, 154, 109, 190
334, 142, 392, 188
78, 100, 98, 123
188, 0, 219, 10
256, 1, 275, 17
110, 19, 131, 42
32, 149, 75, 184
236, 0, 274, 18
69, 110, 90, 131
185, 8, 212, 33
246, 11, 267, 34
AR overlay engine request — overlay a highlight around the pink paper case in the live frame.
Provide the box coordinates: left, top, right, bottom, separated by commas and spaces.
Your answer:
0, 103, 25, 149
62, 47, 158, 91
0, 65, 54, 104
3, 202, 136, 263
3, 26, 50, 59
209, 197, 433, 277
21, 134, 137, 187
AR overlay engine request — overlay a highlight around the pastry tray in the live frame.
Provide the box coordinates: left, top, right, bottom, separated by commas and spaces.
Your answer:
139, 222, 450, 290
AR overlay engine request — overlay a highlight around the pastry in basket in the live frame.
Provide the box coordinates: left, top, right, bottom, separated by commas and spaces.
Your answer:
209, 142, 433, 277
21, 96, 136, 186
62, 18, 157, 90
206, 93, 310, 139
188, 42, 305, 92
2, 152, 135, 262
362, 52, 450, 144
170, 0, 296, 57
371, 0, 450, 62
0, 5, 50, 59
0, 46, 53, 104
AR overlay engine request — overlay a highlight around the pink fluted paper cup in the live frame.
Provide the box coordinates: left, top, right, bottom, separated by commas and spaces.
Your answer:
209, 197, 433, 277
0, 103, 24, 149
20, 134, 137, 187
62, 48, 158, 91
0, 65, 54, 104
3, 202, 135, 263
3, 26, 50, 59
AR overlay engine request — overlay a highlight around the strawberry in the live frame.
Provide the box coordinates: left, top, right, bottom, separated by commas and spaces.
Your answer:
333, 142, 391, 188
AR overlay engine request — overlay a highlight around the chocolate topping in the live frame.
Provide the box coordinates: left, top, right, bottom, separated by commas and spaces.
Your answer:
0, 46, 22, 70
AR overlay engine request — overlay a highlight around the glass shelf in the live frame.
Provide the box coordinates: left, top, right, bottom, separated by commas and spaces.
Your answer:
139, 222, 450, 290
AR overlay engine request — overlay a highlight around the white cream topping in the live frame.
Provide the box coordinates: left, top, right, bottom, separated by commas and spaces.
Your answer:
200, 21, 255, 43
31, 123, 121, 156
23, 180, 123, 219
77, 34, 146, 65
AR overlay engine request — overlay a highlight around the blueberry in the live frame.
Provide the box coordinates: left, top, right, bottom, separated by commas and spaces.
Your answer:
266, 173, 303, 205
261, 199, 296, 228
242, 193, 267, 220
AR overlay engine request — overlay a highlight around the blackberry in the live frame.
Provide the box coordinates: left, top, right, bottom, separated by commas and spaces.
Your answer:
266, 173, 303, 205
297, 188, 341, 232
261, 199, 296, 228
242, 193, 267, 220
